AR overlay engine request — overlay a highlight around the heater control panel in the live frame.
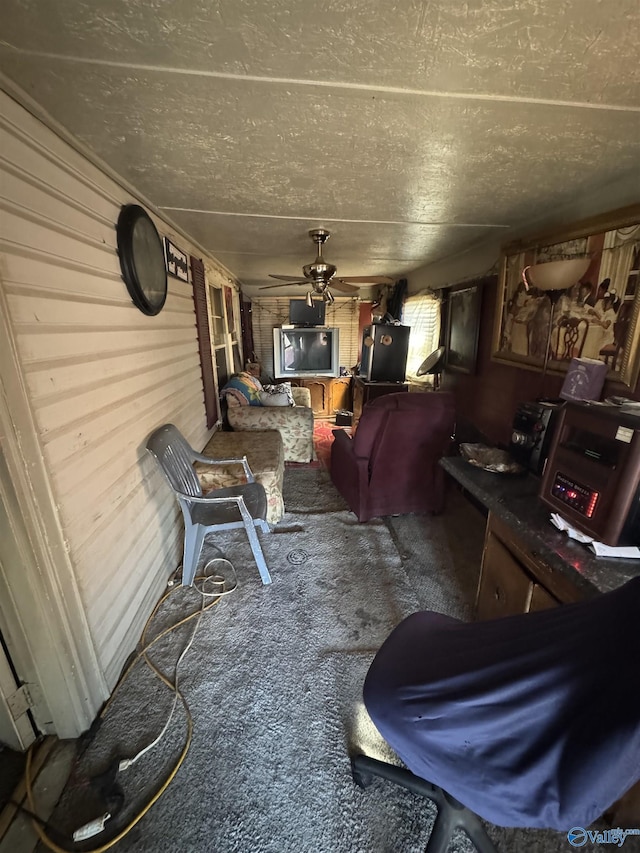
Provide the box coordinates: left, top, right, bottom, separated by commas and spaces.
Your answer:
551, 472, 599, 518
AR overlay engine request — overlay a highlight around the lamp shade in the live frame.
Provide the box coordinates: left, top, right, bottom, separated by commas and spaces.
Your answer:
526, 257, 591, 291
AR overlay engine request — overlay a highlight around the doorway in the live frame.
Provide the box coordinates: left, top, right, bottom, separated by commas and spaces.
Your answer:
0, 454, 42, 751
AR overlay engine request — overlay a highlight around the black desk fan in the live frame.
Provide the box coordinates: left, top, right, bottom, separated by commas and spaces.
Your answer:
417, 346, 445, 390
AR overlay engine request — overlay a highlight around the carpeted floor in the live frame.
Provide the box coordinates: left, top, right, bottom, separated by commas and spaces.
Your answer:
37, 469, 620, 853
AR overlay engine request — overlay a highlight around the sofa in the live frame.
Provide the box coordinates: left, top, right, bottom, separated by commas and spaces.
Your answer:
194, 428, 285, 524
222, 372, 315, 463
330, 391, 456, 522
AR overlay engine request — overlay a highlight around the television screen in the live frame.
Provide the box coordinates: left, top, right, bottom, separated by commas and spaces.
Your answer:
289, 299, 326, 326
273, 327, 340, 378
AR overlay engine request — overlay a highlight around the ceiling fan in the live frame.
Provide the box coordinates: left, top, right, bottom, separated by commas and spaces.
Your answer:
259, 229, 394, 304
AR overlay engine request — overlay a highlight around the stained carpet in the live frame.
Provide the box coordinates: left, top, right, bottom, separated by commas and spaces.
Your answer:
38, 470, 616, 853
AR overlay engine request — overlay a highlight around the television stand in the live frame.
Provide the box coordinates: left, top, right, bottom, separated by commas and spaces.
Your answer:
352, 377, 408, 428
290, 376, 352, 418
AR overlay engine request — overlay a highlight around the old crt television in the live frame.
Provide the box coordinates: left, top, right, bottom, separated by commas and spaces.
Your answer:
273, 326, 340, 379
289, 298, 326, 326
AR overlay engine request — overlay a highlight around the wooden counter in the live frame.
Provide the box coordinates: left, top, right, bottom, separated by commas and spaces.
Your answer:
441, 456, 640, 617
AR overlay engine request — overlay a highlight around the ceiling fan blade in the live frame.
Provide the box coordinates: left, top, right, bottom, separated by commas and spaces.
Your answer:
268, 274, 306, 281
337, 275, 395, 285
266, 231, 394, 292
331, 280, 360, 294
259, 281, 308, 290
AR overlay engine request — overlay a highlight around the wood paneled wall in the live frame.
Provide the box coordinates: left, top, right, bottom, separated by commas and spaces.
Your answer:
441, 276, 640, 446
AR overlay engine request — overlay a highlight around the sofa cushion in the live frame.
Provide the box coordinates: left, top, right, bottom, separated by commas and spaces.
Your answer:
260, 381, 295, 407
259, 390, 291, 407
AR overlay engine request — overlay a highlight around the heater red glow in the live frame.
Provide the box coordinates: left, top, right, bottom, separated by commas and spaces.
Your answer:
586, 492, 599, 519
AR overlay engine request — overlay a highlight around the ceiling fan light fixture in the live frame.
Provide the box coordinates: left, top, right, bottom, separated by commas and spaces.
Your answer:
303, 261, 337, 281
323, 288, 334, 304
305, 291, 313, 307
261, 228, 389, 293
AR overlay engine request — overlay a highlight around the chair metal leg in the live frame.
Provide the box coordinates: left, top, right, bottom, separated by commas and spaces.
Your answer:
351, 754, 498, 853
236, 497, 272, 585
182, 522, 206, 586
245, 522, 271, 585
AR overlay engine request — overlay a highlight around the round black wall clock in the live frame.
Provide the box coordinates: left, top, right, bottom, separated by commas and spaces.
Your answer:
116, 204, 168, 316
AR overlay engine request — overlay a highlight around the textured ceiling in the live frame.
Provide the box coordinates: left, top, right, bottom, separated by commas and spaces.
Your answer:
1, 0, 639, 294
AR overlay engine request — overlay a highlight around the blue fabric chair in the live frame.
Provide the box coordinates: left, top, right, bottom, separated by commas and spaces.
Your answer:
353, 577, 640, 852
146, 424, 271, 586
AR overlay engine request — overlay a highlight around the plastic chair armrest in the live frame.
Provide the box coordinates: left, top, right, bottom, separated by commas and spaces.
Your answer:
178, 490, 253, 506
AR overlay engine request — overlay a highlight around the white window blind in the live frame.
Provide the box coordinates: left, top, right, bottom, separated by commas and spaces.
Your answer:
402, 292, 441, 381
249, 297, 361, 378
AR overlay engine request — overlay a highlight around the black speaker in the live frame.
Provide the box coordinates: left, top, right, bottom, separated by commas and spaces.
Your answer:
360, 325, 410, 382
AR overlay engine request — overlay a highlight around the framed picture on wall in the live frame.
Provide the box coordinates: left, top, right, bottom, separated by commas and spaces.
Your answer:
445, 282, 482, 374
492, 205, 640, 387
163, 237, 189, 282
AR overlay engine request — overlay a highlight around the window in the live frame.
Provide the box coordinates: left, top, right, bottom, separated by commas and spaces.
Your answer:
209, 284, 230, 388
402, 292, 441, 382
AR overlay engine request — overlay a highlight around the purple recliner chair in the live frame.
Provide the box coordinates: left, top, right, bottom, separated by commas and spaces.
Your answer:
330, 392, 456, 522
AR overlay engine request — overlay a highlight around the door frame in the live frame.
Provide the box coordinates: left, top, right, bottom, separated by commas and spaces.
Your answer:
0, 621, 36, 750
0, 274, 107, 739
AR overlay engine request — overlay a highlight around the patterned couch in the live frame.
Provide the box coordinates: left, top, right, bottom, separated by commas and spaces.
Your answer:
195, 429, 285, 524
222, 373, 315, 463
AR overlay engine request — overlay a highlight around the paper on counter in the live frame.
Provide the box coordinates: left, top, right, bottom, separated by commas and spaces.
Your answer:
589, 542, 640, 559
550, 513, 640, 558
550, 513, 594, 543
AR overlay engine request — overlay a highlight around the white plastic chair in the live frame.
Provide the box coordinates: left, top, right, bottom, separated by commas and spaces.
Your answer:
146, 424, 271, 586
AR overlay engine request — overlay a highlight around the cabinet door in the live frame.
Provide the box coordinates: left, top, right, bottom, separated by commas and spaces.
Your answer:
330, 378, 351, 414
476, 533, 534, 620
305, 379, 329, 416
528, 583, 560, 612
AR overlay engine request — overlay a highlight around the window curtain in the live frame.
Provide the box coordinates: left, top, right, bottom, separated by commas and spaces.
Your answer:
402, 291, 441, 382
599, 226, 640, 300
